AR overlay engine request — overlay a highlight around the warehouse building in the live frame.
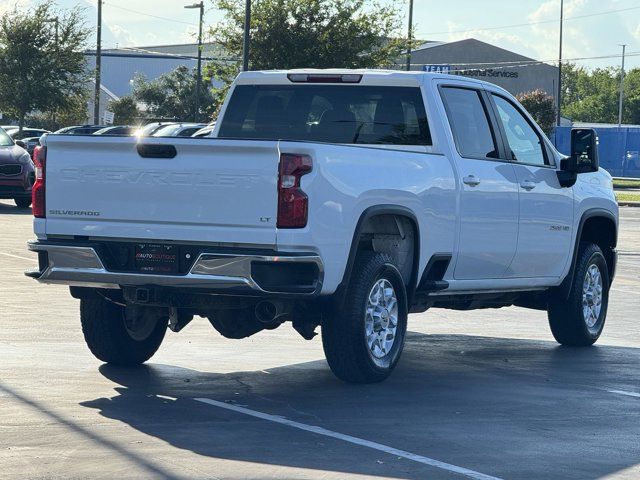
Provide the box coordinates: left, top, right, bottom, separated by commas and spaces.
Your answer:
409, 38, 560, 103
83, 43, 231, 123
82, 38, 559, 123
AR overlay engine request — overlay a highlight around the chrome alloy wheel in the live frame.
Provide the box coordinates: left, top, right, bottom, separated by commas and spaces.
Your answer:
365, 279, 399, 360
583, 264, 603, 328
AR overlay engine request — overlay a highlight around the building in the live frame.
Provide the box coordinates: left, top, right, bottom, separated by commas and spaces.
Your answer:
83, 43, 233, 123
410, 38, 559, 103
82, 38, 559, 124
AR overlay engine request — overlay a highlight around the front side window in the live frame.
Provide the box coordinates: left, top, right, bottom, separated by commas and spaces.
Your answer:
441, 87, 499, 160
218, 85, 431, 146
492, 95, 547, 166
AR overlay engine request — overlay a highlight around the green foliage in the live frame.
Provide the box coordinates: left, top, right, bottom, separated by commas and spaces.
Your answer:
0, 1, 91, 130
210, 0, 406, 70
516, 90, 557, 136
27, 93, 90, 131
131, 66, 215, 122
206, 0, 408, 114
109, 97, 140, 125
561, 63, 640, 124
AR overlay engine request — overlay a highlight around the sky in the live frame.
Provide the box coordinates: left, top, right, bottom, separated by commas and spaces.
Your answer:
2, 0, 639, 70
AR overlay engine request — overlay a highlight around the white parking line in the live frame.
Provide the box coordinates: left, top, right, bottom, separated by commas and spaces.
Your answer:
608, 389, 640, 398
0, 252, 35, 262
194, 397, 503, 480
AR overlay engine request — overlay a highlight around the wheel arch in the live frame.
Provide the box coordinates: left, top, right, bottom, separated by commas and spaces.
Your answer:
336, 205, 421, 305
557, 208, 617, 299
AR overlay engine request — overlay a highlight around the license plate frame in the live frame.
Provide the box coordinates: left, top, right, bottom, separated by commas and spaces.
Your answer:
134, 243, 179, 274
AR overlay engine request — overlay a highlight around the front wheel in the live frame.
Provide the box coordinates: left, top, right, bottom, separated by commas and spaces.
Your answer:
80, 297, 168, 366
548, 242, 610, 346
322, 252, 408, 383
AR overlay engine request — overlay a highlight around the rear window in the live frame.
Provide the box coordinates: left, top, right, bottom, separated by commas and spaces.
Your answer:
219, 85, 431, 145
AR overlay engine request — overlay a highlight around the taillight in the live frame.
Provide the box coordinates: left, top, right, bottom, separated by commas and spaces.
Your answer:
277, 153, 312, 228
32, 145, 46, 218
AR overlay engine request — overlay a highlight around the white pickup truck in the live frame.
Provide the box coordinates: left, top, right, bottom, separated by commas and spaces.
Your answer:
27, 70, 618, 383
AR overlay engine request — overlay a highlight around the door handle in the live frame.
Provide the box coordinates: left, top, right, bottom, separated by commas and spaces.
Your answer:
462, 175, 480, 187
520, 180, 536, 191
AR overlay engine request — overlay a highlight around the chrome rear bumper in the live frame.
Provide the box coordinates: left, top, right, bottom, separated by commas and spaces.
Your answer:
26, 241, 323, 295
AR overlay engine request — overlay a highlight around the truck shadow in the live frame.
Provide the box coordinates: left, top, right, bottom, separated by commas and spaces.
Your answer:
0, 201, 31, 215
82, 332, 640, 480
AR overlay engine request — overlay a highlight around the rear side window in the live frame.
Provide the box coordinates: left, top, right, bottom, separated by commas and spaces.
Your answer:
219, 85, 431, 145
441, 87, 499, 160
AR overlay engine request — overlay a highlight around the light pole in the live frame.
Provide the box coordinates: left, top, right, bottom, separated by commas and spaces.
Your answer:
45, 17, 60, 125
556, 0, 564, 127
242, 0, 251, 71
94, 0, 102, 125
406, 0, 414, 71
185, 2, 204, 122
44, 17, 59, 43
618, 44, 627, 128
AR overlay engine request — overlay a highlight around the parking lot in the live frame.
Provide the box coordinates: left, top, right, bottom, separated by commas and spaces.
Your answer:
0, 200, 638, 480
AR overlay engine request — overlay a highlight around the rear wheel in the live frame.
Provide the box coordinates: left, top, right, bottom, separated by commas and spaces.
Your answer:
548, 242, 609, 346
14, 197, 31, 208
80, 297, 168, 365
322, 252, 408, 383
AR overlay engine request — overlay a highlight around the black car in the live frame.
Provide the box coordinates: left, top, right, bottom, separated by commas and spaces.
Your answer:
135, 122, 177, 137
20, 137, 41, 157
93, 125, 136, 136
55, 125, 107, 135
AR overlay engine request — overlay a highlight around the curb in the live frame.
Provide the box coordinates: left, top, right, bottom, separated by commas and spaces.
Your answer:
618, 201, 640, 207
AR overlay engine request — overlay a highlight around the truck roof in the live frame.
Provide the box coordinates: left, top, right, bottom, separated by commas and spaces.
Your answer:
235, 68, 498, 89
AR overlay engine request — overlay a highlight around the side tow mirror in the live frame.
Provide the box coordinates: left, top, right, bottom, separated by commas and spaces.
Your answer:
569, 128, 599, 173
15, 140, 27, 149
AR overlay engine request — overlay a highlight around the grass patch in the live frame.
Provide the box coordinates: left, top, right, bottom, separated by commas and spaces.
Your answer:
616, 191, 640, 203
613, 178, 640, 189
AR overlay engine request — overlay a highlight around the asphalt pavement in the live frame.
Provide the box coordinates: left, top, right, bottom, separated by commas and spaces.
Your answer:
1, 200, 639, 480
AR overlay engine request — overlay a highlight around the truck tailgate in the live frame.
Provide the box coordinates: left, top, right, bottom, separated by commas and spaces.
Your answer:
44, 136, 280, 246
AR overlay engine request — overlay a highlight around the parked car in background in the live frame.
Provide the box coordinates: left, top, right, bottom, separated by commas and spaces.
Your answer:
135, 122, 176, 137
153, 123, 207, 137
0, 127, 34, 208
20, 137, 41, 157
93, 125, 136, 136
9, 128, 50, 140
1, 125, 18, 132
55, 125, 107, 135
192, 123, 216, 137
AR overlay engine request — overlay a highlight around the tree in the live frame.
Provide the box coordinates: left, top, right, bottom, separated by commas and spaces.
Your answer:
131, 66, 216, 121
0, 1, 91, 131
205, 0, 409, 113
210, 0, 406, 70
109, 97, 140, 125
516, 90, 557, 135
558, 63, 640, 124
26, 93, 90, 131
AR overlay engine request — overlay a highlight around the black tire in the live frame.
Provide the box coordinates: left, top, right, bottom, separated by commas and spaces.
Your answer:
548, 242, 609, 346
322, 252, 408, 383
14, 197, 31, 208
80, 298, 168, 366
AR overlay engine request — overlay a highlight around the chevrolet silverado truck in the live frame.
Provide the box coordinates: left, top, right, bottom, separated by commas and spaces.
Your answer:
26, 70, 618, 383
